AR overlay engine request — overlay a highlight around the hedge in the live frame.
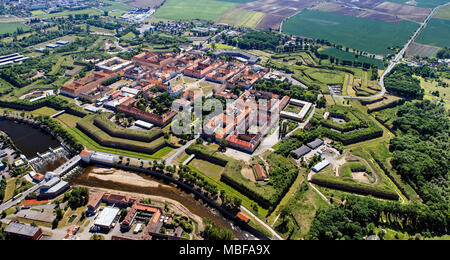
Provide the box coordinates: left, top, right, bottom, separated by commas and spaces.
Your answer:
320, 106, 383, 145
77, 116, 166, 154
93, 113, 163, 142
311, 174, 399, 200
0, 96, 87, 117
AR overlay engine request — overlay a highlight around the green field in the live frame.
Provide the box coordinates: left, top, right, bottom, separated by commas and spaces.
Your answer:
99, 0, 133, 12
282, 9, 419, 55
387, 0, 449, 8
154, 0, 243, 21
319, 48, 385, 68
31, 8, 101, 18
0, 22, 30, 35
415, 18, 450, 48
434, 4, 450, 20
217, 8, 265, 28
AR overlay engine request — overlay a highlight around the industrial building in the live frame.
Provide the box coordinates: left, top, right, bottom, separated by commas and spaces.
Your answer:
4, 221, 43, 240
312, 160, 330, 173
0, 53, 29, 67
292, 145, 312, 159
307, 138, 325, 150
93, 207, 120, 232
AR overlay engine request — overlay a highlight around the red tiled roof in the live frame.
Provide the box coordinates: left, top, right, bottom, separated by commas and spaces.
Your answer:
236, 212, 250, 223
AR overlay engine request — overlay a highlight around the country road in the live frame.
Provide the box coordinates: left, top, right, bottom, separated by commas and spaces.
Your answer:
334, 3, 448, 100
0, 181, 46, 212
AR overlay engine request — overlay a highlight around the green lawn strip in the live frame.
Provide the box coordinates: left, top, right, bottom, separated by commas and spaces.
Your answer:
267, 168, 305, 226
67, 127, 169, 160
3, 179, 16, 202
76, 115, 166, 154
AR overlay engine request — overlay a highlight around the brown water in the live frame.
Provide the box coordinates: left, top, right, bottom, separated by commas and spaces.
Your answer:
71, 166, 254, 240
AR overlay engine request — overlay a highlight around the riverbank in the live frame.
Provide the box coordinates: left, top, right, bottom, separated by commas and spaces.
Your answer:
72, 166, 255, 240
83, 186, 206, 239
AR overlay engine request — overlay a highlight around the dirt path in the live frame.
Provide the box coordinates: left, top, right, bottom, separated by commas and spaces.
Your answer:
241, 165, 256, 182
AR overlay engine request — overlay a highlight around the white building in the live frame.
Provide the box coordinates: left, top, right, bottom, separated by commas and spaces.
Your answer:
94, 207, 120, 231
312, 160, 330, 173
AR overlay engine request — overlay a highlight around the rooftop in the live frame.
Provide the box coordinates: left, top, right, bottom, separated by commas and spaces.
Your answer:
4, 222, 41, 237
94, 207, 120, 228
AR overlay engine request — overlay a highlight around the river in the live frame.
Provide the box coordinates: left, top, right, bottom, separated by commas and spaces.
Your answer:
71, 166, 255, 240
0, 119, 255, 239
0, 119, 61, 158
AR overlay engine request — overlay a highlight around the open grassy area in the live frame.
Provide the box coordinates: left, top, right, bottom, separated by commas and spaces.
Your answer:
0, 22, 30, 35
434, 4, 450, 20
67, 126, 171, 160
30, 8, 101, 18
283, 9, 419, 55
274, 182, 329, 239
188, 158, 225, 181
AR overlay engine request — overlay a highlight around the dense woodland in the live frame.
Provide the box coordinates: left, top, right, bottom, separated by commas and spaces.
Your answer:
308, 100, 449, 240
253, 79, 318, 103
436, 47, 450, 59
309, 195, 449, 240
390, 101, 449, 205
384, 64, 425, 99
232, 31, 282, 51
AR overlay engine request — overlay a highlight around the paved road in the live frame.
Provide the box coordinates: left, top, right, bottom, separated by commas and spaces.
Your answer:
240, 206, 283, 240
0, 181, 46, 212
165, 136, 199, 166
334, 4, 445, 100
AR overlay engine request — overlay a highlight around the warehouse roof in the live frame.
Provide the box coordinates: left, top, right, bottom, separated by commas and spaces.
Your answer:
292, 145, 311, 159
94, 207, 119, 228
307, 138, 324, 149
4, 222, 41, 237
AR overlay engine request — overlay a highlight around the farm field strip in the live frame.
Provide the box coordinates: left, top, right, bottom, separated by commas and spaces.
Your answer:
282, 9, 419, 55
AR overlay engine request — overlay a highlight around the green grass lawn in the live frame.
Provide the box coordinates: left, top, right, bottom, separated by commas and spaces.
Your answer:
188, 158, 225, 181
0, 22, 30, 35
67, 127, 171, 160
283, 9, 419, 55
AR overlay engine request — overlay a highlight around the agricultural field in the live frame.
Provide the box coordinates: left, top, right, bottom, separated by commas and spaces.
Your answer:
415, 18, 450, 48
124, 0, 165, 8
239, 0, 317, 29
217, 8, 265, 28
153, 0, 245, 22
406, 42, 441, 57
99, 0, 133, 12
434, 4, 450, 20
282, 9, 419, 55
30, 8, 101, 18
0, 22, 30, 35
